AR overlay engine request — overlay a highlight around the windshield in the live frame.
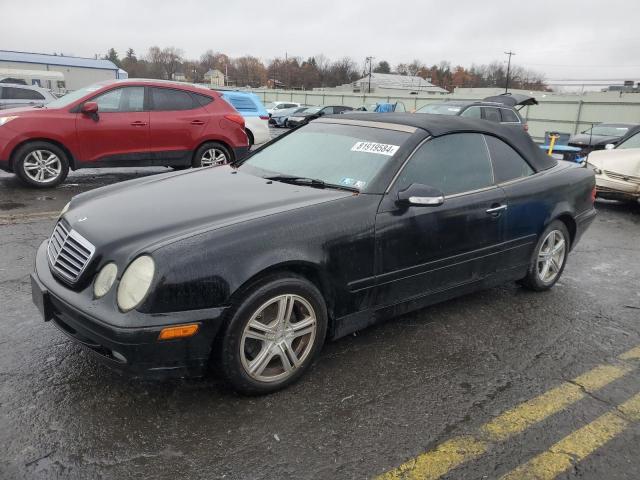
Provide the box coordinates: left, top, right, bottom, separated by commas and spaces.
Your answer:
586, 125, 630, 136
44, 84, 103, 109
239, 122, 410, 192
617, 132, 640, 149
416, 104, 462, 115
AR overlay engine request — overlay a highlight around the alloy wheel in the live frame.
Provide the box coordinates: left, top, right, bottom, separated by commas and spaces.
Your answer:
536, 230, 566, 283
240, 294, 317, 383
22, 150, 62, 183
200, 148, 228, 167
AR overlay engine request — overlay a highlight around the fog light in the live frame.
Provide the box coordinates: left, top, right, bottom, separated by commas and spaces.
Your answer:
158, 324, 199, 341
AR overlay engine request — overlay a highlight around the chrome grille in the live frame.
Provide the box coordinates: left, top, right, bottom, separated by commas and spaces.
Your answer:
604, 170, 640, 185
47, 222, 95, 284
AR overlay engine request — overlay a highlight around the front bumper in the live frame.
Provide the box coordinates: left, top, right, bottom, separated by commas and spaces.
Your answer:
595, 174, 640, 200
32, 241, 228, 379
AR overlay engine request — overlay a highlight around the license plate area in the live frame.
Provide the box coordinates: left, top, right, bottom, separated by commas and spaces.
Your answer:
30, 273, 52, 321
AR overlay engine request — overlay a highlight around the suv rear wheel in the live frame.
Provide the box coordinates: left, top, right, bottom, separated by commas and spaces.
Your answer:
192, 142, 231, 168
14, 141, 69, 188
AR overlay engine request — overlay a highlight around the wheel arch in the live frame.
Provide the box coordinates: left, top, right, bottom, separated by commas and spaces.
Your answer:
192, 138, 235, 163
244, 128, 254, 146
10, 138, 77, 170
228, 260, 337, 333
553, 213, 577, 248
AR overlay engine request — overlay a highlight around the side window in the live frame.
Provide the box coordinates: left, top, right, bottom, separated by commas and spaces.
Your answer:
284, 103, 296, 108
3, 87, 45, 100
193, 93, 214, 107
397, 133, 494, 195
460, 106, 482, 119
482, 107, 501, 122
151, 87, 196, 111
322, 106, 334, 114
618, 132, 640, 150
92, 87, 145, 112
500, 108, 520, 123
485, 135, 534, 183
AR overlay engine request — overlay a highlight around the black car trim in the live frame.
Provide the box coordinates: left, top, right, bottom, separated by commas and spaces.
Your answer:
373, 235, 536, 288
75, 150, 192, 168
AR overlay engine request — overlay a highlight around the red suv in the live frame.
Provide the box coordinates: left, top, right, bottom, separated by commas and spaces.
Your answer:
0, 79, 249, 187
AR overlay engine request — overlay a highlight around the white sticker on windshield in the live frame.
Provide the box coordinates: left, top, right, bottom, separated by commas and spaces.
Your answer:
351, 142, 400, 156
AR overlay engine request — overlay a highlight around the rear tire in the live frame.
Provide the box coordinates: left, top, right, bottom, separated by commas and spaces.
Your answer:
192, 142, 232, 168
14, 141, 69, 188
519, 220, 570, 291
217, 274, 328, 395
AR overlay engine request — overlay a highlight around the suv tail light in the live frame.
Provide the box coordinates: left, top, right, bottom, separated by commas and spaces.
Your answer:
591, 186, 597, 203
259, 115, 269, 120
224, 114, 245, 128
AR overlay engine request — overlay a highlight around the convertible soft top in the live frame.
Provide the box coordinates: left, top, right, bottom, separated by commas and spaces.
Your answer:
330, 112, 558, 172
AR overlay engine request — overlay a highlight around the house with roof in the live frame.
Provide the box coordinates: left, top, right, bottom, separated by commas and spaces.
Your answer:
204, 69, 225, 87
0, 50, 125, 92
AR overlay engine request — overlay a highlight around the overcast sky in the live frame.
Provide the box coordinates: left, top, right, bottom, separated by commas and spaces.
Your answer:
3, 0, 639, 83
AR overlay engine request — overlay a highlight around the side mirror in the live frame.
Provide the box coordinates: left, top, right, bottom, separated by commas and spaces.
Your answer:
81, 102, 98, 114
604, 143, 615, 150
397, 183, 444, 207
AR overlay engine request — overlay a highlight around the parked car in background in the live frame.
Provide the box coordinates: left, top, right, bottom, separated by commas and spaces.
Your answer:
219, 90, 270, 146
31, 113, 596, 395
587, 128, 640, 202
415, 93, 536, 132
569, 123, 640, 155
269, 106, 311, 128
0, 79, 248, 188
287, 105, 354, 127
266, 101, 302, 116
0, 84, 57, 110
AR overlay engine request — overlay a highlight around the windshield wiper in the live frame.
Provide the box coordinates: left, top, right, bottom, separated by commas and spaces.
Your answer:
265, 175, 359, 192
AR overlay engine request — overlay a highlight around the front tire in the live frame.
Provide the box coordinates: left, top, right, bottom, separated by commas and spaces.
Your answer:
519, 220, 570, 291
14, 141, 69, 188
192, 142, 231, 168
218, 274, 328, 395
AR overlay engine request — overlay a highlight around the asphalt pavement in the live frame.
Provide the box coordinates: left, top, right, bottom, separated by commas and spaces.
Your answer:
1, 152, 639, 480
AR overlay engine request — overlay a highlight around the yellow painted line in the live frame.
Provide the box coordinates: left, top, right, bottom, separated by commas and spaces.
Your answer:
620, 345, 640, 360
482, 364, 631, 442
377, 436, 488, 480
500, 392, 640, 480
376, 345, 639, 480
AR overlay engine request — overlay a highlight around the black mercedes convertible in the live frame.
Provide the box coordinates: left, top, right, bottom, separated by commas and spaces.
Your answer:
31, 113, 597, 394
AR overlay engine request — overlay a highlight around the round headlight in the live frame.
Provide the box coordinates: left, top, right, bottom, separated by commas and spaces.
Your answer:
117, 255, 155, 312
59, 202, 70, 218
93, 263, 118, 298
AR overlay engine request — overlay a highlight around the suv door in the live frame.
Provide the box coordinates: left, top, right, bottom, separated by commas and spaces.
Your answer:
374, 133, 506, 306
148, 87, 210, 166
76, 86, 149, 165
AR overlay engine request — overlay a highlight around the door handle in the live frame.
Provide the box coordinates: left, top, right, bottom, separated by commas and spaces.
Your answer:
486, 204, 508, 214
130, 121, 147, 126
190, 120, 205, 126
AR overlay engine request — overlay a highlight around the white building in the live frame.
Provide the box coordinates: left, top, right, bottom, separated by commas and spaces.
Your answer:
332, 73, 449, 95
204, 69, 225, 87
0, 50, 124, 92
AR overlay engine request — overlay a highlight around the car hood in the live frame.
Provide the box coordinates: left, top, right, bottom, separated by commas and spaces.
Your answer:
64, 166, 354, 251
569, 134, 622, 146
0, 105, 50, 116
588, 148, 640, 177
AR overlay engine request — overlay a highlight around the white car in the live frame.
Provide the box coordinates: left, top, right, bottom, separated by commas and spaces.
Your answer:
265, 101, 302, 116
588, 131, 640, 203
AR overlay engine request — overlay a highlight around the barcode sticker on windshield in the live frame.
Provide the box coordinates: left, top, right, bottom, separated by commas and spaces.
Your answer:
351, 142, 399, 156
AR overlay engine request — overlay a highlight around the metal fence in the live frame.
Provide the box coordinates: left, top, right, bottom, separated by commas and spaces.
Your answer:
250, 89, 640, 142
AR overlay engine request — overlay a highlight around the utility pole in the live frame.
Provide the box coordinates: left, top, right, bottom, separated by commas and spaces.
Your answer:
504, 51, 515, 93
366, 56, 374, 93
